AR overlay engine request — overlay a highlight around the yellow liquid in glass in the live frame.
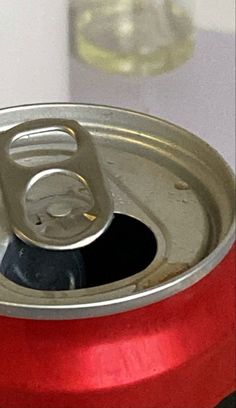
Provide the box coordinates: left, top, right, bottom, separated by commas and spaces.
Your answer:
73, 0, 195, 75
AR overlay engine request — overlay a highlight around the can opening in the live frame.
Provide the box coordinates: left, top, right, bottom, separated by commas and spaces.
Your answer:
0, 214, 157, 291
81, 213, 157, 287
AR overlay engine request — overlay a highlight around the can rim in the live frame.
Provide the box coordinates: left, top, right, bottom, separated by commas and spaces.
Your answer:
0, 103, 235, 320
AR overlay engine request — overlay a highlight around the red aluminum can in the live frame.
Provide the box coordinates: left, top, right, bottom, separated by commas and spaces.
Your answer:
0, 104, 235, 408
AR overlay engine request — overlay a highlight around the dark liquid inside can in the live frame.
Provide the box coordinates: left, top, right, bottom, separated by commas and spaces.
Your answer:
1, 236, 86, 291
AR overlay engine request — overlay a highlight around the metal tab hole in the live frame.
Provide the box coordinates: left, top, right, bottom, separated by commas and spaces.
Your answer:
9, 129, 77, 167
25, 171, 94, 241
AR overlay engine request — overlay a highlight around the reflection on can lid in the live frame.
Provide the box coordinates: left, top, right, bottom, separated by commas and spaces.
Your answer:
0, 104, 235, 319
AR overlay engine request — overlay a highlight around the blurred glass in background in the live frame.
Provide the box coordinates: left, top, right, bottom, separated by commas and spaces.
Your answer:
71, 0, 195, 75
0, 1, 234, 167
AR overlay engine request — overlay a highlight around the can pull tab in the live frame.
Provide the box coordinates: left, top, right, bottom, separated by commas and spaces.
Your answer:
0, 119, 113, 250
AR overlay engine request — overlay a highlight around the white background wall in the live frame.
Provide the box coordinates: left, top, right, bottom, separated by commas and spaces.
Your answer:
195, 0, 235, 33
0, 0, 69, 108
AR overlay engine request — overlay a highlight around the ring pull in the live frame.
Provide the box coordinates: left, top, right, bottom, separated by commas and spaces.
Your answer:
0, 119, 113, 250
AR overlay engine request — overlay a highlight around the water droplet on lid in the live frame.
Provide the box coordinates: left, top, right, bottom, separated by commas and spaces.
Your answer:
175, 181, 190, 190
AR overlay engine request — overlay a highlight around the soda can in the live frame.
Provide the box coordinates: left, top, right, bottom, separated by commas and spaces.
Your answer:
0, 104, 235, 408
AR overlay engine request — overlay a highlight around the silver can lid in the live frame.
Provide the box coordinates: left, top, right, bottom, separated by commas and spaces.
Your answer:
0, 104, 235, 320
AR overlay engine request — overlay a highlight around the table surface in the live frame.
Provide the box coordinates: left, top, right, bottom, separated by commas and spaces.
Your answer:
0, 0, 235, 168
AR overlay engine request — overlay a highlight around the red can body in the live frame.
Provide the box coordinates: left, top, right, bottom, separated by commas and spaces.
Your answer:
0, 244, 235, 408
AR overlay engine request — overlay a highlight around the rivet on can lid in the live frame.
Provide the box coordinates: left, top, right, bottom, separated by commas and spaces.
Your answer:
47, 202, 72, 218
